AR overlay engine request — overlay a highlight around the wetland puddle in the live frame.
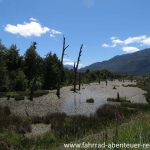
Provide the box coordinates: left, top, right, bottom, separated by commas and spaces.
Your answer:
0, 80, 147, 117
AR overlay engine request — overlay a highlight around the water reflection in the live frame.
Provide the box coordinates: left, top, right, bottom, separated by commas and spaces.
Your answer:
58, 81, 147, 116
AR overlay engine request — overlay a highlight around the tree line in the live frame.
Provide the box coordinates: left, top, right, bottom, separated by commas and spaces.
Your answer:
0, 41, 60, 92
0, 39, 122, 99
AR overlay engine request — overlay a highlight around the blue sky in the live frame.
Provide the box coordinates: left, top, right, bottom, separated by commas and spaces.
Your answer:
1, 0, 150, 67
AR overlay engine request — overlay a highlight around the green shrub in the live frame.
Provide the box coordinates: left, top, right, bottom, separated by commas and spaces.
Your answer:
15, 96, 24, 101
86, 98, 94, 103
0, 92, 7, 98
0, 131, 22, 147
6, 92, 18, 98
13, 71, 28, 91
32, 90, 49, 97
3, 106, 11, 116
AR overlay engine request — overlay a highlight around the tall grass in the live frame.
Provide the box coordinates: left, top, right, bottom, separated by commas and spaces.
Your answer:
0, 103, 148, 149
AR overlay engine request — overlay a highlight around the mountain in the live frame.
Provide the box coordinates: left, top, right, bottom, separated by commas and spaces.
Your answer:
80, 48, 150, 75
64, 65, 74, 70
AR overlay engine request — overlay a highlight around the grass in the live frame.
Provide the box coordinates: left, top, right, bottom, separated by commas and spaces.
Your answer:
0, 131, 22, 147
0, 90, 49, 100
32, 90, 49, 98
107, 96, 130, 103
78, 112, 150, 150
121, 102, 150, 111
117, 113, 150, 144
122, 84, 137, 87
1, 79, 150, 149
102, 113, 150, 150
137, 78, 150, 103
15, 95, 25, 101
0, 103, 138, 149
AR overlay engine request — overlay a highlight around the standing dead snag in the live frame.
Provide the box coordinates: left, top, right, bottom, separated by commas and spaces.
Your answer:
29, 78, 36, 101
73, 44, 83, 92
56, 36, 69, 98
78, 73, 81, 91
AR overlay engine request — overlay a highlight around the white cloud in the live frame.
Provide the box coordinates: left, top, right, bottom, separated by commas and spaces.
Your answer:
30, 17, 38, 22
124, 35, 146, 45
122, 46, 140, 53
49, 29, 62, 37
4, 19, 62, 38
63, 58, 84, 68
142, 37, 150, 46
110, 37, 117, 40
5, 21, 50, 37
50, 29, 62, 35
102, 43, 109, 48
112, 39, 123, 45
50, 34, 56, 38
102, 35, 150, 53
112, 39, 123, 47
63, 58, 74, 66
102, 35, 148, 48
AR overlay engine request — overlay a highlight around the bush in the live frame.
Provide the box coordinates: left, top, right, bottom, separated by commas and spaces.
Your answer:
113, 85, 117, 89
6, 92, 18, 98
15, 96, 24, 101
0, 131, 22, 148
121, 102, 150, 111
107, 97, 130, 103
18, 120, 32, 134
3, 106, 11, 116
32, 90, 49, 98
86, 98, 94, 103
96, 104, 136, 124
0, 92, 7, 98
0, 140, 10, 150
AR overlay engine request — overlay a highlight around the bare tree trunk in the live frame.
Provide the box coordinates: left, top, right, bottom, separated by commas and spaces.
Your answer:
98, 74, 101, 84
29, 78, 36, 101
78, 73, 81, 91
73, 62, 76, 92
73, 44, 83, 92
56, 36, 69, 98
105, 79, 107, 86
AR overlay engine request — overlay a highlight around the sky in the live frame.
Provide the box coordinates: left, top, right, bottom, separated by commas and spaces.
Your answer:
1, 0, 150, 67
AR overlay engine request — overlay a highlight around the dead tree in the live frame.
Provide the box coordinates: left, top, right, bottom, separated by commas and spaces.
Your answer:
105, 80, 108, 86
97, 71, 101, 84
56, 36, 69, 98
78, 73, 81, 91
98, 76, 101, 85
29, 78, 36, 101
73, 44, 83, 92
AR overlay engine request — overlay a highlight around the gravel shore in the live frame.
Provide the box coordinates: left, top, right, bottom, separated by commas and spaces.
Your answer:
0, 80, 147, 117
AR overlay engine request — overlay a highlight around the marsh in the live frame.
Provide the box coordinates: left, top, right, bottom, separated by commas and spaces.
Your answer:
0, 80, 147, 117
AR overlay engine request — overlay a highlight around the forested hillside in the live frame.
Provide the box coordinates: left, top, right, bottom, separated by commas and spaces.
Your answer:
81, 48, 150, 75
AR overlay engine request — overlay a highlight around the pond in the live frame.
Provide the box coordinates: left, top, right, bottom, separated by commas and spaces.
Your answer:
57, 80, 147, 116
0, 80, 147, 117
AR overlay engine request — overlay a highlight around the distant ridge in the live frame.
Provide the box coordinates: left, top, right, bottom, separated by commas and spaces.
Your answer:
64, 64, 74, 70
80, 48, 150, 75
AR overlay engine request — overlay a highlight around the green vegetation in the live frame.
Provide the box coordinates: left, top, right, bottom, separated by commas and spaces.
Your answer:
80, 48, 150, 75
107, 92, 130, 103
86, 98, 95, 103
1, 40, 150, 149
0, 41, 60, 94
79, 112, 150, 150
0, 103, 143, 149
136, 75, 150, 103
0, 41, 122, 99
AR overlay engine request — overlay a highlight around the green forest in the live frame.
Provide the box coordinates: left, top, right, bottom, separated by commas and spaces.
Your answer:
0, 40, 122, 99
